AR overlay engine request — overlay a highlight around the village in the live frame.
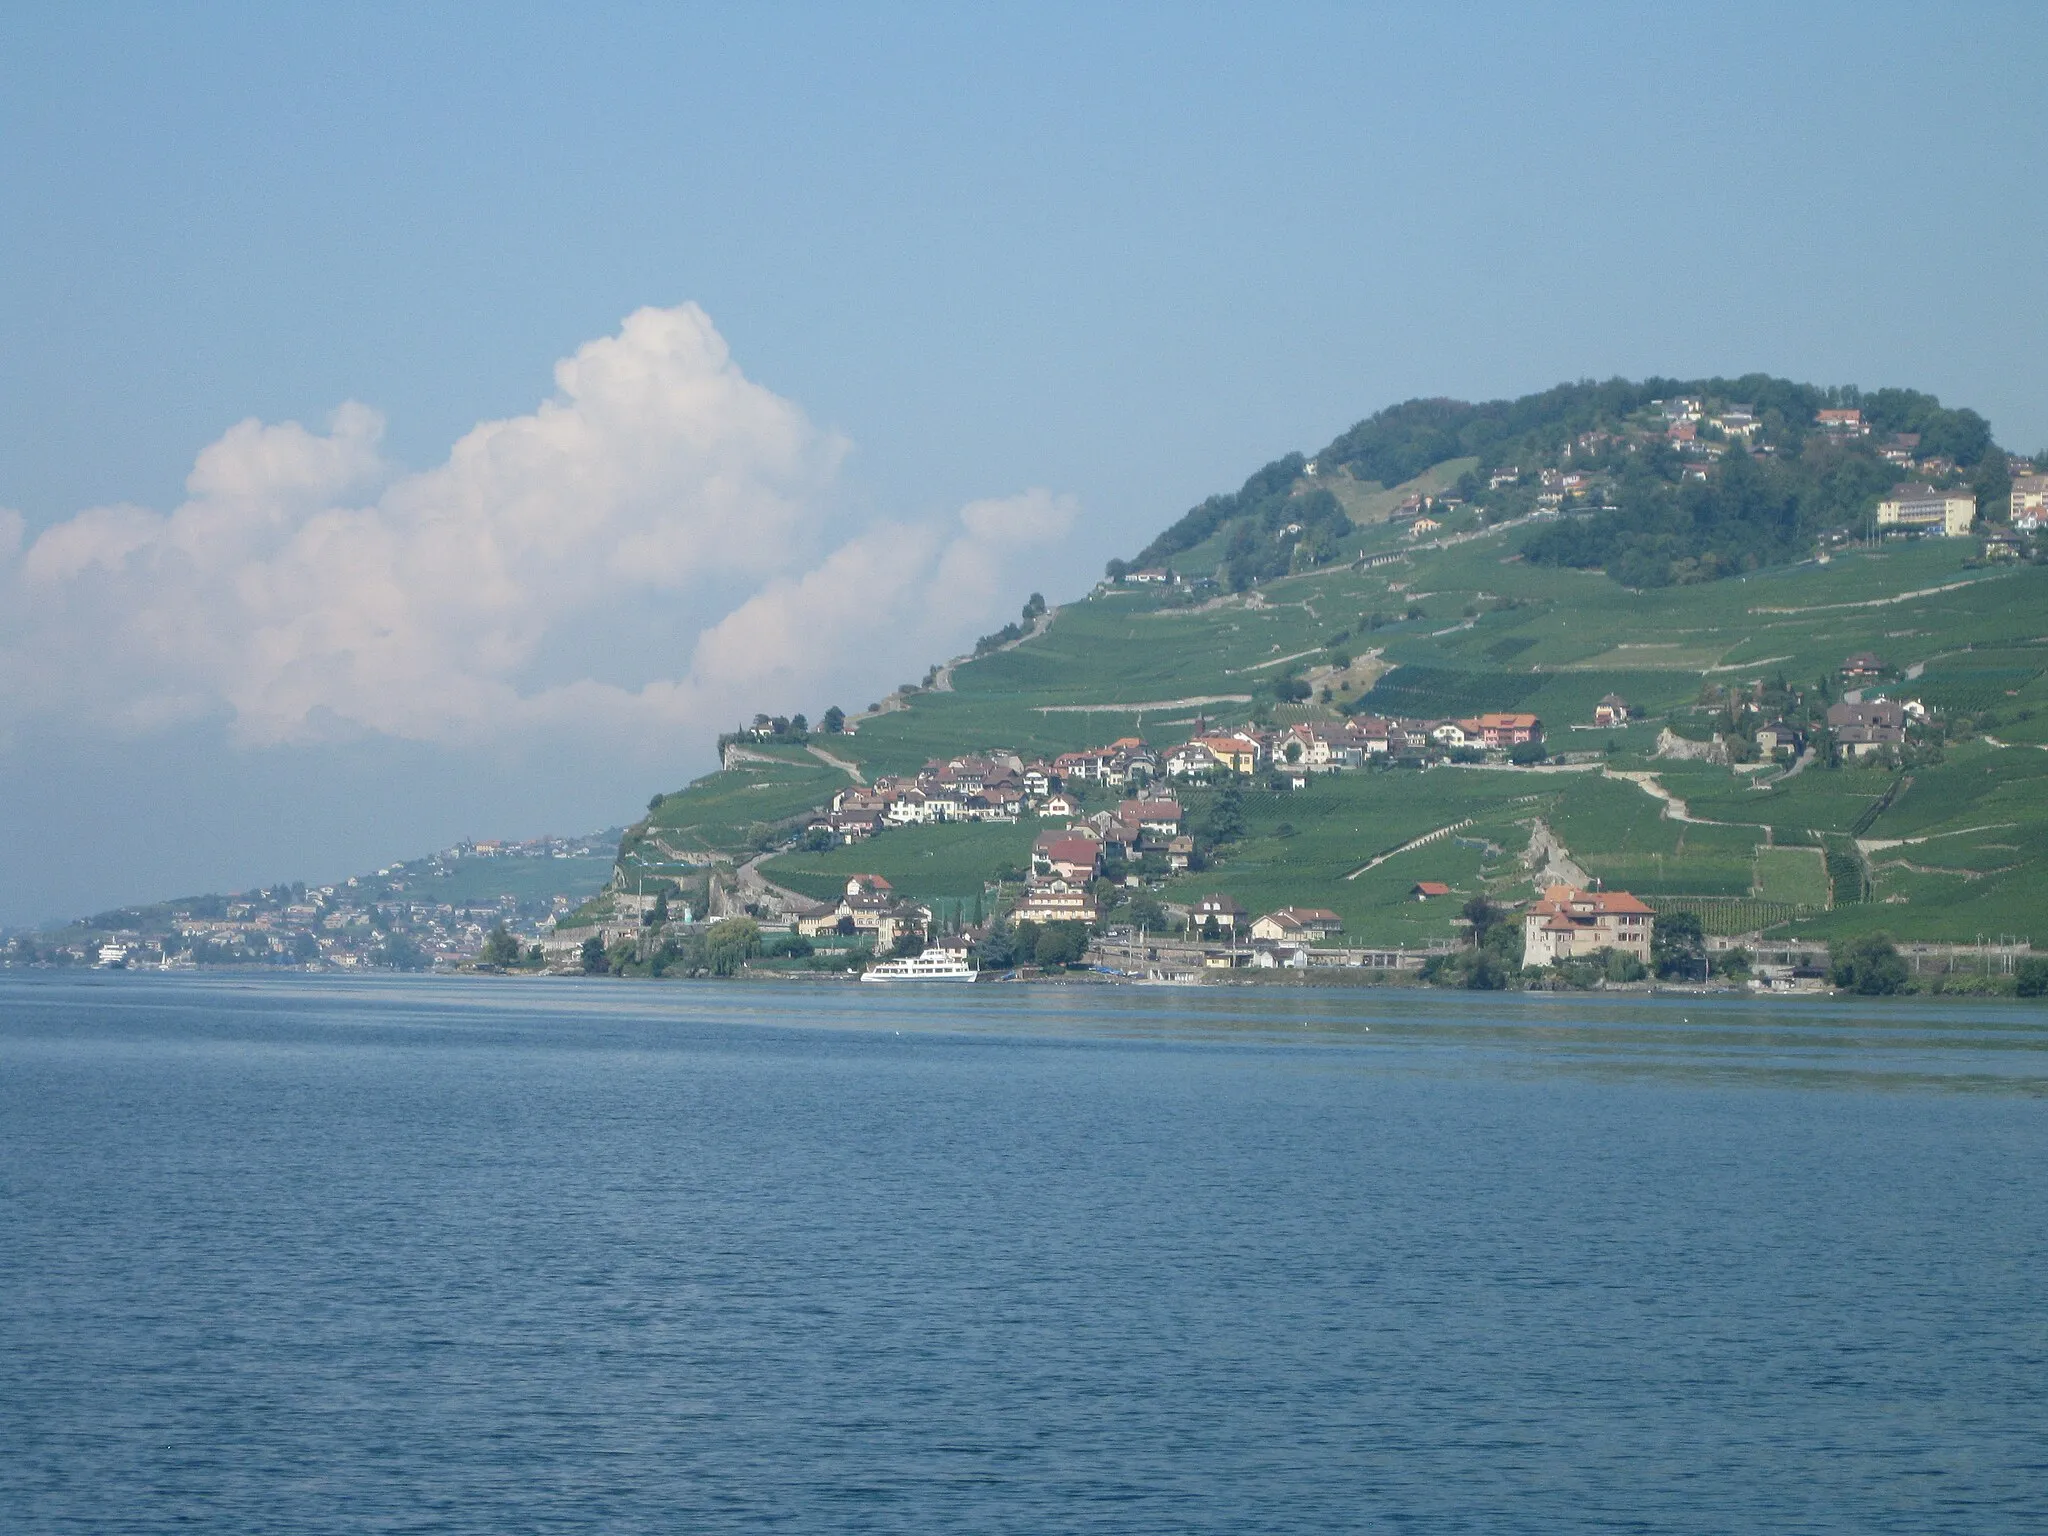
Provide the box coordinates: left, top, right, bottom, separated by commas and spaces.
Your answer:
4, 833, 618, 973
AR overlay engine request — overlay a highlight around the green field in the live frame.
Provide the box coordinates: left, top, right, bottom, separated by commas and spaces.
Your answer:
1753, 846, 1831, 905
763, 820, 1042, 905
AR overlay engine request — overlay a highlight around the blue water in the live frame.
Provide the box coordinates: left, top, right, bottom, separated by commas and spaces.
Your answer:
3, 974, 2045, 1533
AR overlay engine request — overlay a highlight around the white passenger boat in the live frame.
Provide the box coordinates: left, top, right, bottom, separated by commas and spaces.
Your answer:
861, 948, 978, 982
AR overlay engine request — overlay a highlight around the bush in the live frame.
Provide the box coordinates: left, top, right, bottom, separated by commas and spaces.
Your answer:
1829, 932, 1909, 995
2015, 958, 2048, 998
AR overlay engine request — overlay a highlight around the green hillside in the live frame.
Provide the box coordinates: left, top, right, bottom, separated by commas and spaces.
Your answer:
611, 375, 2048, 955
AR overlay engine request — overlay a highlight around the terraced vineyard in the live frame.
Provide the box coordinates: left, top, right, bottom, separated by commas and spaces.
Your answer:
595, 374, 2048, 950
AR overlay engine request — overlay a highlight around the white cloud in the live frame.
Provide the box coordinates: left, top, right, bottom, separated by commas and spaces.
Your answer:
0, 306, 1078, 758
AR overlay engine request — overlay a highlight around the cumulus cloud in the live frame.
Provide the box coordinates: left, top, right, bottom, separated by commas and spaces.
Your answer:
0, 306, 1078, 755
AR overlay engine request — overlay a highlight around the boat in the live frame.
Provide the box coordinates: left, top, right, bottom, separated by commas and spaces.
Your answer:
861, 948, 978, 982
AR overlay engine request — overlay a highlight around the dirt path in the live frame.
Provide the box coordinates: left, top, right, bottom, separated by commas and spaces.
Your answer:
736, 852, 821, 916
1748, 574, 2005, 616
806, 745, 864, 783
930, 605, 1061, 693
1524, 818, 1590, 889
1229, 648, 1323, 675
1345, 818, 1475, 881
1035, 694, 1253, 715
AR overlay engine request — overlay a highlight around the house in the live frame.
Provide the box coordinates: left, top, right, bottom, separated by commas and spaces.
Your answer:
1876, 484, 1976, 537
1189, 894, 1247, 934
1488, 467, 1521, 489
1033, 831, 1102, 884
1410, 881, 1452, 901
1012, 883, 1100, 925
809, 810, 882, 844
1192, 734, 1262, 775
1165, 835, 1196, 871
1249, 907, 1343, 942
795, 876, 921, 949
1053, 750, 1101, 783
1984, 529, 2025, 561
1248, 941, 1309, 969
1429, 720, 1471, 749
1409, 517, 1441, 536
1594, 693, 1632, 726
885, 789, 930, 825
1127, 568, 1171, 584
1712, 406, 1758, 438
1250, 910, 1309, 942
2012, 474, 2048, 526
1521, 885, 1655, 967
1021, 762, 1054, 796
1165, 742, 1225, 780
1840, 652, 1886, 679
1668, 421, 1697, 445
1815, 407, 1868, 435
1348, 715, 1393, 755
1119, 798, 1184, 836
1470, 712, 1542, 747
1277, 721, 1360, 770
1827, 700, 1906, 758
1754, 721, 1804, 757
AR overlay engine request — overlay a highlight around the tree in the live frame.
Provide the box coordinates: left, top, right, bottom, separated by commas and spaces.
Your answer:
978, 923, 1019, 969
1829, 932, 1909, 995
1033, 921, 1088, 968
2015, 958, 2048, 998
704, 917, 761, 977
1105, 559, 1129, 583
1024, 592, 1047, 619
821, 705, 846, 734
1202, 785, 1245, 845
1201, 914, 1221, 942
481, 924, 521, 967
580, 936, 609, 975
645, 889, 670, 928
1652, 911, 1706, 980
1508, 739, 1548, 765
790, 713, 808, 735
1462, 896, 1502, 941
371, 934, 428, 971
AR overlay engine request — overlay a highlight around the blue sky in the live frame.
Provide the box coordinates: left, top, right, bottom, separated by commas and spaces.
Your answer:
2, 3, 2044, 924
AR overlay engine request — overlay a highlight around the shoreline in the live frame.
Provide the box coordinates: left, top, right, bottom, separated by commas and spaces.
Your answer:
7, 962, 2038, 1003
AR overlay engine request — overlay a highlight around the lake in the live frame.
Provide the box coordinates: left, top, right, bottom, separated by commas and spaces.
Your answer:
2, 973, 2044, 1532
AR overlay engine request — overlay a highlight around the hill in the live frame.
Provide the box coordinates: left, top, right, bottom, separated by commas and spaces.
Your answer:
573, 376, 2048, 965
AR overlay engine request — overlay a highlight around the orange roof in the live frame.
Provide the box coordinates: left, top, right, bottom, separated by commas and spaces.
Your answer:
1529, 884, 1652, 916
1473, 713, 1540, 729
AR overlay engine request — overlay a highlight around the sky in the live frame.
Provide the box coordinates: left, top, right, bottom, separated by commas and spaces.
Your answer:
3, 2, 2045, 926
